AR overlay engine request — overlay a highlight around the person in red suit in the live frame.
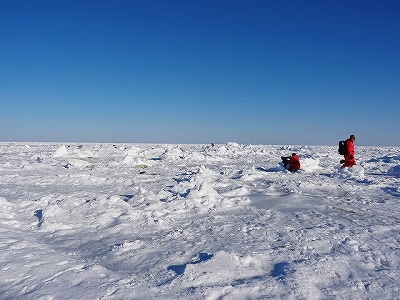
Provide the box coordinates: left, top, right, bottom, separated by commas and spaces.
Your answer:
281, 153, 301, 172
341, 135, 356, 168
288, 153, 301, 172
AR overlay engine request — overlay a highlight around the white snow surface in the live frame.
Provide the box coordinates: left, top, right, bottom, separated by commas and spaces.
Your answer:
0, 142, 399, 299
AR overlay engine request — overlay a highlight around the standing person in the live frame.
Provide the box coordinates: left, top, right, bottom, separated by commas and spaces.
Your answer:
341, 135, 356, 168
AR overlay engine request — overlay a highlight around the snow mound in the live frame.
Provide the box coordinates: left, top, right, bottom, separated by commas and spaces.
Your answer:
188, 178, 220, 199
183, 251, 265, 286
126, 146, 141, 156
339, 165, 365, 180
53, 145, 69, 158
66, 158, 91, 168
227, 142, 240, 147
123, 154, 148, 166
142, 147, 166, 160
161, 146, 184, 160
0, 197, 11, 207
387, 165, 400, 176
53, 145, 96, 158
197, 165, 221, 182
185, 151, 206, 161
301, 157, 321, 172
123, 147, 149, 166
221, 186, 250, 197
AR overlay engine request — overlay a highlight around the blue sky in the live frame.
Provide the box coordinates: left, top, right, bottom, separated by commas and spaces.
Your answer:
1, 1, 399, 146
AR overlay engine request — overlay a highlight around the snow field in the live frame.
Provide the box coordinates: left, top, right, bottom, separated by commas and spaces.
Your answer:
0, 142, 399, 299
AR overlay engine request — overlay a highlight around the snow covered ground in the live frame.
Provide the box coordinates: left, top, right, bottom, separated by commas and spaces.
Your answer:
0, 142, 399, 299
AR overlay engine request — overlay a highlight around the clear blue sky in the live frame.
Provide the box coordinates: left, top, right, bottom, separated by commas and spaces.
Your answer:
1, 1, 399, 146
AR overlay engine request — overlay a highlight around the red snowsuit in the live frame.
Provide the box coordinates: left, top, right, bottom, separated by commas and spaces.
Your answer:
288, 154, 301, 172
342, 138, 356, 167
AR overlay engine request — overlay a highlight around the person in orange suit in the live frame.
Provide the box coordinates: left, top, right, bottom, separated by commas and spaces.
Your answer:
281, 153, 301, 172
341, 134, 356, 168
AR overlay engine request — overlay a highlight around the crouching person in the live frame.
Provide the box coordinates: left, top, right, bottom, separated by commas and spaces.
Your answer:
281, 153, 301, 172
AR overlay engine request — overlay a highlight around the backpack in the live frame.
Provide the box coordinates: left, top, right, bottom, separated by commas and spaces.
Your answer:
338, 140, 348, 155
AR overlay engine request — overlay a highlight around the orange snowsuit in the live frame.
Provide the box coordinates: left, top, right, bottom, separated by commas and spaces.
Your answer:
288, 154, 301, 172
342, 138, 356, 167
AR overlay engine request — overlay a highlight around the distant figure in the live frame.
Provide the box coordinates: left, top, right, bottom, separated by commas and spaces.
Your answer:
341, 134, 356, 168
281, 153, 301, 172
211, 143, 215, 148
